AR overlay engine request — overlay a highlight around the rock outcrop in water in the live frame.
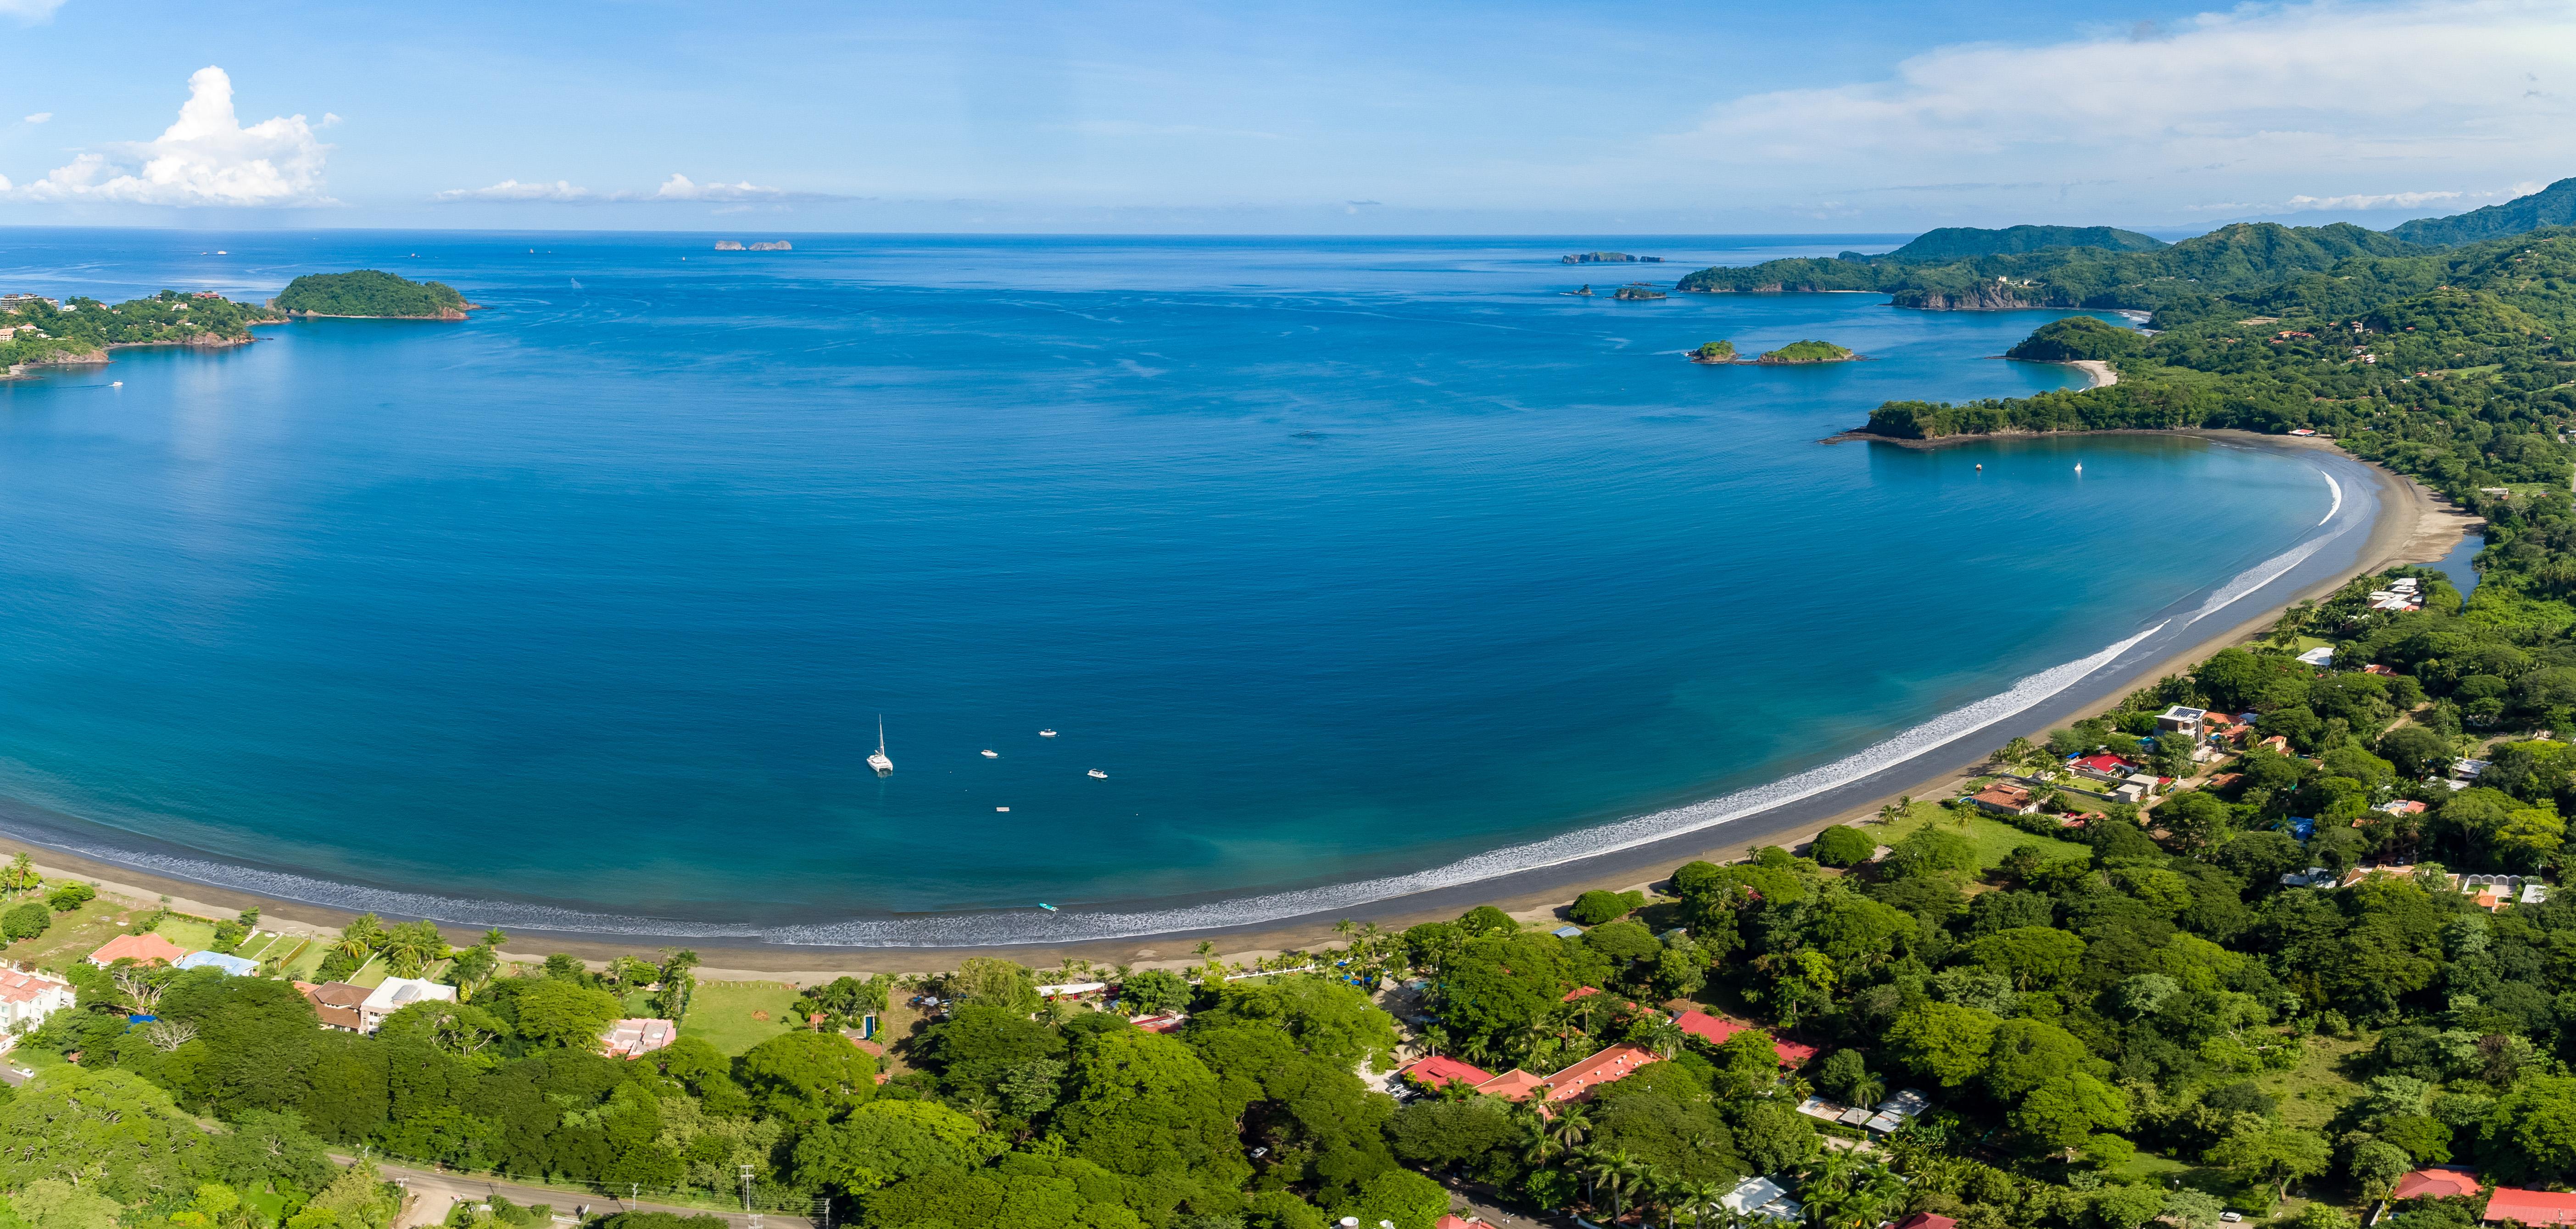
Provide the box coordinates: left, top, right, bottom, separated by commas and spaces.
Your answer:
716, 241, 795, 251
1563, 251, 1662, 264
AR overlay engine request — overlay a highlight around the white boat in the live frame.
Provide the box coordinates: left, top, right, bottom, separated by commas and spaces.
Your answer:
1039, 729, 1058, 738
867, 716, 893, 776
981, 749, 998, 759
1087, 769, 1108, 779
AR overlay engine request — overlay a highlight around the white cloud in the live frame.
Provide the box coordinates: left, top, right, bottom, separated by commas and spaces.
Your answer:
0, 67, 331, 207
435, 172, 827, 205
435, 179, 597, 202
2283, 190, 2463, 211
1653, 0, 2576, 220
20, 113, 50, 125
0, 0, 68, 23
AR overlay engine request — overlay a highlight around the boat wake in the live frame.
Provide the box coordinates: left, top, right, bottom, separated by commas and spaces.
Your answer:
2185, 467, 2355, 627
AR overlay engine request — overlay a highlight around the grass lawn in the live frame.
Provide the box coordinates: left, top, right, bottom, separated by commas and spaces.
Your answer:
1871, 801, 2090, 869
681, 980, 803, 1056
3, 897, 132, 972
2249, 1031, 2375, 1132
152, 916, 219, 953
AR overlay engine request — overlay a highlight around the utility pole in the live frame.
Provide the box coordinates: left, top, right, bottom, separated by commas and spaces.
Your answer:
740, 1163, 754, 1213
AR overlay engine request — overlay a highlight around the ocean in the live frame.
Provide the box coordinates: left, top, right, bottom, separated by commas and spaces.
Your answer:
0, 231, 2346, 942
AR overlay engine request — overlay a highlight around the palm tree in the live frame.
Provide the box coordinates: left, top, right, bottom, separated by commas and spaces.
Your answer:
1631, 1015, 1687, 1060
1589, 1150, 1649, 1224
1673, 1179, 1729, 1228
1546, 1102, 1594, 1155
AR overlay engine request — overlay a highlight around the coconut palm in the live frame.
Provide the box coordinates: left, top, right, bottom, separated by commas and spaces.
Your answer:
1630, 1015, 1688, 1060
1587, 1150, 1650, 1224
1672, 1179, 1730, 1228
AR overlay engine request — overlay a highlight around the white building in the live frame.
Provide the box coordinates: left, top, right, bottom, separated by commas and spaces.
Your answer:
1722, 1177, 1802, 1224
0, 966, 75, 1040
359, 977, 457, 1033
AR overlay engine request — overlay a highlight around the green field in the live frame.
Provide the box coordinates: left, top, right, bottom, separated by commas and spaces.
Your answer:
1872, 800, 2091, 868
680, 980, 803, 1056
3, 889, 153, 971
151, 915, 219, 952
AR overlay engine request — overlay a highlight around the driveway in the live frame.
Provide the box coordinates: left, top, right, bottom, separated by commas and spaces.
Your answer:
338, 1157, 816, 1229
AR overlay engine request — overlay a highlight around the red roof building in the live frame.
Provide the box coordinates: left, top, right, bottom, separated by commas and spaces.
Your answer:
87, 933, 187, 967
1470, 1068, 1549, 1101
1438, 1217, 1497, 1229
1561, 985, 1600, 1003
1673, 1009, 1818, 1066
1535, 1043, 1658, 1103
1969, 783, 2038, 815
1398, 1055, 1496, 1090
2070, 753, 2138, 776
2393, 1168, 2481, 1202
2485, 1188, 2576, 1225
1895, 1214, 1959, 1229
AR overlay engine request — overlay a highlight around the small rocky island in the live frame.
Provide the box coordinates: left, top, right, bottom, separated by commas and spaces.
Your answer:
1754, 339, 1858, 364
1563, 251, 1663, 264
272, 270, 476, 319
714, 240, 794, 251
1688, 340, 1738, 363
1611, 285, 1667, 300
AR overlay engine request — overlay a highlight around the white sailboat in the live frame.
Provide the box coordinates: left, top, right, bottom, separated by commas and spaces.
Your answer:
868, 716, 893, 776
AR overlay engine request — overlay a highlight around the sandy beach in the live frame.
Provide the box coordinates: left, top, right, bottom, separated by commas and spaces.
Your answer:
0, 430, 2476, 981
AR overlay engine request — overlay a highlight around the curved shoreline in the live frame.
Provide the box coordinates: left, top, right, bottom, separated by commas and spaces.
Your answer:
0, 431, 2471, 973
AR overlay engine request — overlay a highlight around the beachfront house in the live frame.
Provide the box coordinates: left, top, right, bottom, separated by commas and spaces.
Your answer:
0, 966, 75, 1039
2155, 706, 2207, 739
87, 933, 188, 968
358, 977, 457, 1033
2069, 753, 2138, 784
603, 1017, 680, 1058
298, 981, 371, 1031
1675, 1009, 1818, 1067
1969, 783, 2039, 816
174, 950, 260, 977
1722, 1176, 1802, 1224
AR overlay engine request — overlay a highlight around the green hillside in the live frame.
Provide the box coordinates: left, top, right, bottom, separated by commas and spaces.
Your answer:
273, 270, 473, 318
1883, 224, 2167, 262
2390, 176, 2576, 246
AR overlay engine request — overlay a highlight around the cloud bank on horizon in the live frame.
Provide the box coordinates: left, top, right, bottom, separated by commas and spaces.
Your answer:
0, 0, 2570, 231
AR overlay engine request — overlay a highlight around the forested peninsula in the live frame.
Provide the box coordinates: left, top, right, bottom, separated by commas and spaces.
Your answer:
272, 270, 477, 319
1, 290, 284, 374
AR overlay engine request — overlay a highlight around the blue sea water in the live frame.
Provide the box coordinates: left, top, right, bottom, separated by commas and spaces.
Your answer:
0, 232, 2342, 939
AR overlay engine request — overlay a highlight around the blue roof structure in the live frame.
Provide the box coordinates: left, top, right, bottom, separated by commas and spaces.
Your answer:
173, 950, 259, 977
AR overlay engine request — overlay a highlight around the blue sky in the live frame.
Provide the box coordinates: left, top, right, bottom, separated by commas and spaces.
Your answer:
1, 0, 2570, 234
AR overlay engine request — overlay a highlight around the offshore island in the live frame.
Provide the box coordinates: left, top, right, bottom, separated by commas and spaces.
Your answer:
3, 180, 2576, 1229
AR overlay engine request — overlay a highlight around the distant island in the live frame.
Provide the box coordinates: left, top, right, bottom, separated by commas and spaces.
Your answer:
1688, 340, 1737, 363
1611, 285, 1667, 300
1755, 339, 1857, 364
715, 240, 795, 251
2, 290, 283, 376
2004, 315, 2142, 363
1563, 251, 1662, 264
272, 270, 476, 320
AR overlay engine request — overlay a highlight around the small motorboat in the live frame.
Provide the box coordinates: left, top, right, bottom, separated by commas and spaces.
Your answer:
1087, 769, 1108, 779
981, 749, 998, 758
111, 381, 123, 388
1039, 729, 1058, 737
996, 806, 1010, 812
1037, 903, 1058, 912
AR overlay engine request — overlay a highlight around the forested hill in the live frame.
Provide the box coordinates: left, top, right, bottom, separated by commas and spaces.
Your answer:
2391, 177, 2576, 248
272, 270, 474, 318
1861, 224, 2576, 530
1877, 225, 2167, 262
1677, 222, 2416, 313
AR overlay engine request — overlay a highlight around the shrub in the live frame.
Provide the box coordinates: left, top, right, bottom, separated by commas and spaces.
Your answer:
1568, 889, 1644, 926
44, 882, 95, 913
0, 901, 48, 943
1811, 825, 1878, 867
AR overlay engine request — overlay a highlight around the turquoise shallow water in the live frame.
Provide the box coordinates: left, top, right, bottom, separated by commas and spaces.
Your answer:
0, 233, 2340, 937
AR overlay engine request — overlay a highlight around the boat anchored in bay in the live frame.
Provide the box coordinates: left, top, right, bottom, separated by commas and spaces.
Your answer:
868, 716, 893, 776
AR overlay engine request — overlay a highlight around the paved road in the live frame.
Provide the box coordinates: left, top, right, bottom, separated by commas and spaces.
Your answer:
337, 1156, 816, 1229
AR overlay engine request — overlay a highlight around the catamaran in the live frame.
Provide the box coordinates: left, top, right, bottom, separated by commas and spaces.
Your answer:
868, 717, 893, 776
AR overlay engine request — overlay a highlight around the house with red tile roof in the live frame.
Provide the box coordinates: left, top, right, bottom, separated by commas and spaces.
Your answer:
1561, 985, 1600, 1003
1895, 1214, 1959, 1229
87, 933, 187, 967
1470, 1067, 1549, 1101
1438, 1217, 1498, 1229
2392, 1168, 2480, 1201
1969, 782, 2038, 816
2485, 1188, 2576, 1225
1674, 1009, 1819, 1066
602, 1017, 679, 1058
1397, 1055, 1495, 1090
2069, 754, 2140, 782
1534, 1043, 1658, 1103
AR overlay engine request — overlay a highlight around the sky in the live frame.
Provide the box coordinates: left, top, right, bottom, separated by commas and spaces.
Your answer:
0, 0, 2571, 235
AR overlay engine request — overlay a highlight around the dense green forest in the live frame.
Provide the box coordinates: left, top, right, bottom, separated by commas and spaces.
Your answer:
2391, 179, 2576, 248
1872, 226, 2169, 263
1, 290, 282, 368
271, 271, 473, 318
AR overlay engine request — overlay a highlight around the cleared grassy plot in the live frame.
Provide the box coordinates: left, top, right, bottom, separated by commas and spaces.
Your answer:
680, 980, 803, 1056
1872, 800, 2091, 868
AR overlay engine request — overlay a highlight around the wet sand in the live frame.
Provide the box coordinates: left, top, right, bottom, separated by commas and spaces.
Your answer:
0, 432, 2476, 981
